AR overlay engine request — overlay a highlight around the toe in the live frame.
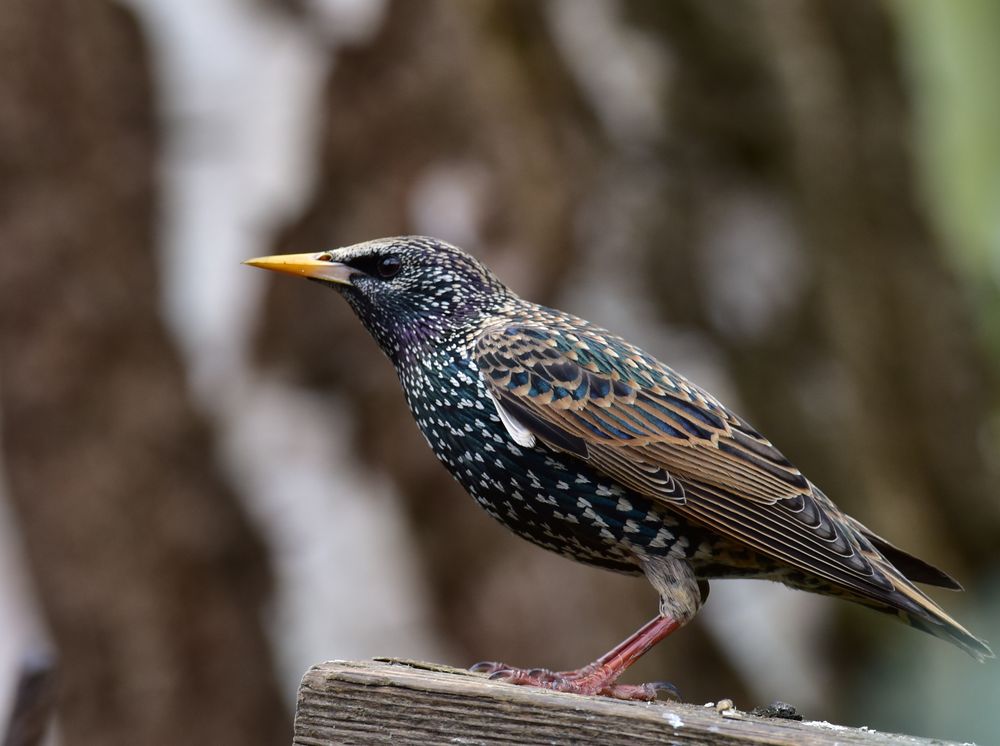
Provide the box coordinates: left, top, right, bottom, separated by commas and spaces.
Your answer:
599, 683, 657, 701
487, 668, 533, 684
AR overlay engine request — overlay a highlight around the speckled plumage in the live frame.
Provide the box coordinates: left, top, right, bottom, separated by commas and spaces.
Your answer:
248, 236, 992, 696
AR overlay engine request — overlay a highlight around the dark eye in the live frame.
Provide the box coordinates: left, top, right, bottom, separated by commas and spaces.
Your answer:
377, 255, 402, 279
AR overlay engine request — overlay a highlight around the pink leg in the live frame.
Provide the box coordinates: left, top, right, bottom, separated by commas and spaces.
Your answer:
471, 615, 681, 701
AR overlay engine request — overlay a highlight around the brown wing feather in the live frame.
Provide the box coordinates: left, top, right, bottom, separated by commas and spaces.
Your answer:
476, 323, 891, 598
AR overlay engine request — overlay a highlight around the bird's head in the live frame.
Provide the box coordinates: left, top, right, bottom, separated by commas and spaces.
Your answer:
246, 236, 514, 362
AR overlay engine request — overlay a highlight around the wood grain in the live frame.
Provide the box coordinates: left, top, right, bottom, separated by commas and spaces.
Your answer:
294, 659, 954, 745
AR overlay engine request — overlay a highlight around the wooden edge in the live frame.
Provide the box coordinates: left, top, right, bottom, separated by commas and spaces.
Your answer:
293, 659, 958, 746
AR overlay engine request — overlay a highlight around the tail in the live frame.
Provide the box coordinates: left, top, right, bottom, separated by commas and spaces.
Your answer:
847, 525, 994, 660
869, 574, 994, 662
817, 497, 992, 659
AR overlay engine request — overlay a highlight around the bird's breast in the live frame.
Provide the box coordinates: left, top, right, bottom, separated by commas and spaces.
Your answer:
396, 353, 696, 574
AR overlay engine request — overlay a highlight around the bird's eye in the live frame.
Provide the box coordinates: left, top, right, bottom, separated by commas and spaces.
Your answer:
377, 255, 402, 279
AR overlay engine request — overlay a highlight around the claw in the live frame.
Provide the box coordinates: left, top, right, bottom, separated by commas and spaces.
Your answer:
649, 680, 681, 700
470, 661, 502, 674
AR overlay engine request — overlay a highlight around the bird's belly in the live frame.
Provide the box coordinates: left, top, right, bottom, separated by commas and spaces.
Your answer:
409, 389, 791, 582
412, 397, 701, 574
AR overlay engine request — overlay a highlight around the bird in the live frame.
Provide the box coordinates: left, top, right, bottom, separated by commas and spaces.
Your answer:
246, 236, 993, 701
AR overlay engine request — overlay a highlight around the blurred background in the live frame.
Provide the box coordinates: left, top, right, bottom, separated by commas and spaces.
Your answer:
1, 0, 999, 744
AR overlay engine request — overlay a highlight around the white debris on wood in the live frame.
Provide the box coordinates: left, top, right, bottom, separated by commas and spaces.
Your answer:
662, 712, 684, 729
805, 720, 851, 731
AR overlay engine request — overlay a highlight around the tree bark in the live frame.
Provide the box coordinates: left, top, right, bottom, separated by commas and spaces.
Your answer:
0, 2, 289, 744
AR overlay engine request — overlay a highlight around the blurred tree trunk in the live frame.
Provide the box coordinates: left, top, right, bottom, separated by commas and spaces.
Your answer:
0, 2, 288, 744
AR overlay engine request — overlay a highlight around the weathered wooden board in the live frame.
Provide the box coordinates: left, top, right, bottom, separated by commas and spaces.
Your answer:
294, 659, 956, 746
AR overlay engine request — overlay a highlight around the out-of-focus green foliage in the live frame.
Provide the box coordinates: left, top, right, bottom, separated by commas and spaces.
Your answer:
895, 0, 1000, 363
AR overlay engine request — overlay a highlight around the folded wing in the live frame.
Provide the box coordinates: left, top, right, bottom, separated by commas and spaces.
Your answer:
476, 321, 903, 601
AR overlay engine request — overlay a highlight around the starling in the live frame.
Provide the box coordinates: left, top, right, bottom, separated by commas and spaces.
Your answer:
246, 236, 993, 700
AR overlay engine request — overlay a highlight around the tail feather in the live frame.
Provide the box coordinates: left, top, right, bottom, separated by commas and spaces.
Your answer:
802, 488, 987, 659
868, 555, 993, 661
903, 609, 994, 662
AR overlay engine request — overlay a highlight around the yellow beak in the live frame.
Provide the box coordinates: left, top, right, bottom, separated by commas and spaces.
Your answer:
243, 252, 355, 285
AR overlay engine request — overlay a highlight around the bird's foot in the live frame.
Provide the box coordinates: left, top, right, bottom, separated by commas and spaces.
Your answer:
470, 661, 678, 702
